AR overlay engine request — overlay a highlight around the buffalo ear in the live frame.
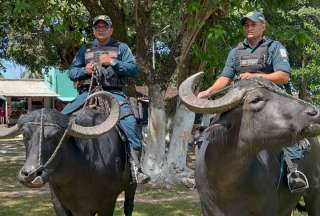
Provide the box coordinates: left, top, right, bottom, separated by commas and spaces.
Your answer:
0, 124, 22, 139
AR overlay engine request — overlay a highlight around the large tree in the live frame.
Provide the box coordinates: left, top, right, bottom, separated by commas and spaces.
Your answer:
1, 0, 318, 186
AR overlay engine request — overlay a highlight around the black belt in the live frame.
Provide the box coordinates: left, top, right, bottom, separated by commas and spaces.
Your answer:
103, 86, 123, 91
78, 85, 123, 91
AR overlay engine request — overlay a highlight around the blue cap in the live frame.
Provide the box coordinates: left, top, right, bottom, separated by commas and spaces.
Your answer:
240, 11, 266, 25
93, 15, 112, 26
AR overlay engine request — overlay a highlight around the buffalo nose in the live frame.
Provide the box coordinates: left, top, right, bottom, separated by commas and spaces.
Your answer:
20, 168, 42, 177
20, 168, 31, 177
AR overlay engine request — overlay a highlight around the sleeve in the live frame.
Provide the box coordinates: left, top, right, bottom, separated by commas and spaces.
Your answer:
112, 43, 138, 77
270, 41, 291, 73
220, 48, 237, 79
68, 45, 90, 81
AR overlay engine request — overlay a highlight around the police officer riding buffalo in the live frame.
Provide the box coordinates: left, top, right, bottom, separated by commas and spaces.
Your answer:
63, 15, 149, 184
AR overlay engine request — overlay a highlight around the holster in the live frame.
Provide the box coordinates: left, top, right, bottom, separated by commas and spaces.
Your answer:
129, 97, 145, 123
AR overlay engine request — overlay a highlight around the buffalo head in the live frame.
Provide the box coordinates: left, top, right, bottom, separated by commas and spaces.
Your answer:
179, 72, 320, 148
0, 91, 119, 188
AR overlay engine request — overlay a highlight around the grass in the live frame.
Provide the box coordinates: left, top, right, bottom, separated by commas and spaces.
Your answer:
0, 195, 55, 216
0, 187, 200, 216
114, 199, 200, 216
0, 139, 307, 215
0, 139, 201, 215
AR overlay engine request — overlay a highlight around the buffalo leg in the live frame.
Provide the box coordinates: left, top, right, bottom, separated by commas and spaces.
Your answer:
304, 189, 320, 216
50, 186, 72, 216
98, 200, 117, 216
124, 183, 137, 216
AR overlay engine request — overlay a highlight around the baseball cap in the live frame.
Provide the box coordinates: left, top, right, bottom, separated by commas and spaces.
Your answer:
92, 15, 112, 26
240, 11, 266, 26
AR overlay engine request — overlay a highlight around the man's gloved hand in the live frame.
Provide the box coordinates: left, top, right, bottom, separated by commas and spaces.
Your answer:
85, 63, 94, 75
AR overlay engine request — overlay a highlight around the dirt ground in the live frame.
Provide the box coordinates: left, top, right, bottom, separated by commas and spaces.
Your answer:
0, 138, 200, 216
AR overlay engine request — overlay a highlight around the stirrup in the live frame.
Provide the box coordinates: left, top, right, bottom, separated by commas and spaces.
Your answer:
287, 170, 309, 193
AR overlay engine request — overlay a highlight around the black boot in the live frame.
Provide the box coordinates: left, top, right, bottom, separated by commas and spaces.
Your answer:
129, 148, 150, 184
283, 146, 309, 193
285, 156, 309, 193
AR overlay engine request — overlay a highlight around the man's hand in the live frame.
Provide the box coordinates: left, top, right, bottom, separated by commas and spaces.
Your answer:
197, 90, 211, 99
85, 63, 94, 75
99, 54, 113, 65
239, 72, 261, 80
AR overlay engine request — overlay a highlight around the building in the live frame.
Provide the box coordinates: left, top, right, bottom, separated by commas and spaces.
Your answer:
0, 69, 77, 125
0, 79, 58, 125
44, 68, 77, 102
44, 68, 77, 111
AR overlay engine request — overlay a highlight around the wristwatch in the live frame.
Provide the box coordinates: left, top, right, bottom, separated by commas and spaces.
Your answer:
110, 59, 117, 66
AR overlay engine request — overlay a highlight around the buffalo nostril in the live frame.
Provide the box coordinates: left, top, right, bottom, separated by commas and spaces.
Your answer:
36, 170, 43, 177
21, 169, 30, 177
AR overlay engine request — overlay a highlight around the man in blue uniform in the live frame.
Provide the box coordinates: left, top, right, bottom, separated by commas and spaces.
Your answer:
62, 15, 149, 184
198, 11, 309, 192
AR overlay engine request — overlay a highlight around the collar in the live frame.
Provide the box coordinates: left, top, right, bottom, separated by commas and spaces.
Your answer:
92, 38, 114, 47
243, 36, 268, 49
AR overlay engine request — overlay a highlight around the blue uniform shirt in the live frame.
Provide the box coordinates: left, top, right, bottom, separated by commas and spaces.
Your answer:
62, 38, 138, 115
63, 38, 142, 151
68, 38, 138, 81
221, 37, 291, 79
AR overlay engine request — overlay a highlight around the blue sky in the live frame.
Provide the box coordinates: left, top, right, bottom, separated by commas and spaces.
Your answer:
0, 59, 26, 79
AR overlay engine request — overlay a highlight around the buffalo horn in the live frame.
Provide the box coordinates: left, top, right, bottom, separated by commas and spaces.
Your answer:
0, 124, 22, 139
68, 91, 120, 138
179, 72, 247, 114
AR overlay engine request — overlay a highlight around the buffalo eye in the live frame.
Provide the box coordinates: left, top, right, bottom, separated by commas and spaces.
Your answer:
247, 95, 266, 112
249, 96, 264, 104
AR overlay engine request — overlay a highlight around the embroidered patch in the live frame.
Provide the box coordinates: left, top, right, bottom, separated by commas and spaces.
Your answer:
98, 15, 106, 20
240, 59, 259, 66
280, 49, 287, 58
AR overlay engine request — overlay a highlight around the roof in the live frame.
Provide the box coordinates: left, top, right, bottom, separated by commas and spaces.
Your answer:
0, 79, 58, 97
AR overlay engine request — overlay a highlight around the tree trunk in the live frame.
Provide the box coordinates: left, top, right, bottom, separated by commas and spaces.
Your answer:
142, 84, 168, 183
166, 101, 195, 185
136, 0, 231, 186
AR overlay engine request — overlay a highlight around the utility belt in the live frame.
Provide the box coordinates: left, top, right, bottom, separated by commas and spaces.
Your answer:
128, 97, 148, 124
73, 80, 123, 92
115, 93, 147, 124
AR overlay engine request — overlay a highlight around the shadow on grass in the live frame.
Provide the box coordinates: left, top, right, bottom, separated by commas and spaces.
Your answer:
0, 194, 54, 216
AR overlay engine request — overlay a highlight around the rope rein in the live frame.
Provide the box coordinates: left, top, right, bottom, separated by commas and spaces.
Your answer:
27, 109, 70, 177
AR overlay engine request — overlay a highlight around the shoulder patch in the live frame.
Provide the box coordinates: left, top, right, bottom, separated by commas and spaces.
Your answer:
280, 48, 287, 58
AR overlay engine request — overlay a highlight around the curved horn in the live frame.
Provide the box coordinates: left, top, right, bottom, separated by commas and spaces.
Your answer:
0, 124, 22, 139
67, 91, 120, 138
179, 72, 247, 114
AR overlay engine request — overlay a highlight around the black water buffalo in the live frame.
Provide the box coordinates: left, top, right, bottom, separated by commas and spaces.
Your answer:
0, 92, 136, 216
179, 72, 320, 216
